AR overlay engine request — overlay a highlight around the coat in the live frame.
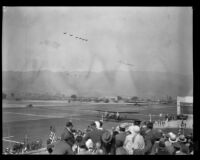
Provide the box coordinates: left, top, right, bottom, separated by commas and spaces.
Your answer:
144, 129, 154, 155
150, 141, 159, 155
115, 132, 127, 148
155, 147, 170, 155
83, 128, 105, 144
123, 133, 136, 154
51, 140, 74, 155
61, 127, 75, 147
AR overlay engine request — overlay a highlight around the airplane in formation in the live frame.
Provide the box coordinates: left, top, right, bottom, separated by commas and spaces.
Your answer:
63, 32, 88, 42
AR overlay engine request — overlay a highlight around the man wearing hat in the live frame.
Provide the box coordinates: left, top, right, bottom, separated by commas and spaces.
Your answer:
165, 132, 177, 155
155, 140, 169, 155
83, 121, 105, 145
51, 122, 75, 155
150, 130, 163, 155
144, 122, 154, 155
115, 123, 127, 151
101, 131, 114, 155
177, 134, 189, 154
123, 125, 137, 154
60, 121, 75, 147
132, 126, 145, 155
77, 138, 91, 155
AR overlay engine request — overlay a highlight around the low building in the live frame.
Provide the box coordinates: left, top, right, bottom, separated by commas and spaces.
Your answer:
177, 96, 193, 115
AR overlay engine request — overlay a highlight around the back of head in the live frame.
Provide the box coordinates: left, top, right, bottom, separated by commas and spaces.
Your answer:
147, 122, 153, 130
120, 127, 125, 132
95, 142, 101, 149
119, 123, 126, 132
79, 140, 87, 149
76, 136, 83, 144
66, 121, 73, 127
134, 120, 141, 126
90, 121, 96, 129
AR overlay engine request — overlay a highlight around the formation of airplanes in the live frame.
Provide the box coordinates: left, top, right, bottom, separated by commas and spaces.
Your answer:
63, 32, 88, 42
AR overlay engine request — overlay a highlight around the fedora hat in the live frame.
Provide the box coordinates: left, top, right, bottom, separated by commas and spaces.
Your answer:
102, 131, 112, 144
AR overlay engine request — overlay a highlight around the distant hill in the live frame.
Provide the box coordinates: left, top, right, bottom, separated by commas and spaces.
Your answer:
2, 70, 193, 97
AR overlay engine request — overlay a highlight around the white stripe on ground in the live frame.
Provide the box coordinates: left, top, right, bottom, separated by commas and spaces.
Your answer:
4, 112, 63, 118
3, 136, 14, 139
3, 139, 24, 144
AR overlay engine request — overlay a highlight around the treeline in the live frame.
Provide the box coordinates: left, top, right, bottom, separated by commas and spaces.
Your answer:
2, 91, 176, 104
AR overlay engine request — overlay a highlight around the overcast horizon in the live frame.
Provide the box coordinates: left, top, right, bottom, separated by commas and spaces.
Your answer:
3, 7, 193, 76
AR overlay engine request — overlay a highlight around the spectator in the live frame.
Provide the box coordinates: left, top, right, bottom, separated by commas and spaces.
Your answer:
144, 122, 154, 155
60, 121, 75, 147
77, 139, 91, 155
116, 112, 120, 121
155, 140, 169, 155
116, 147, 128, 155
140, 124, 147, 137
165, 132, 177, 155
175, 144, 188, 155
98, 120, 104, 130
132, 126, 145, 155
173, 142, 181, 155
51, 135, 74, 154
186, 135, 193, 154
115, 123, 127, 149
83, 121, 105, 144
123, 125, 137, 154
177, 134, 190, 154
150, 130, 163, 155
85, 139, 94, 153
101, 130, 114, 154
93, 142, 104, 155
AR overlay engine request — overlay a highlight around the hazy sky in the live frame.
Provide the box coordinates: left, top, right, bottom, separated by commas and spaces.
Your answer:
2, 7, 193, 75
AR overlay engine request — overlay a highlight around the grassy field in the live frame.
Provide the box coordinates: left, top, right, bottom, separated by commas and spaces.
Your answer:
2, 101, 193, 151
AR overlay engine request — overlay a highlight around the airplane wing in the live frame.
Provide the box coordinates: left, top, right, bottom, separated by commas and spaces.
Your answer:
94, 109, 139, 114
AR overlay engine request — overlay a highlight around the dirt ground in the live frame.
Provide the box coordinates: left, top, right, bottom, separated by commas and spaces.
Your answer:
2, 100, 193, 151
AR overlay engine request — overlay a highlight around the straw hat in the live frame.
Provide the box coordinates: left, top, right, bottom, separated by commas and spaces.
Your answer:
102, 131, 112, 144
178, 135, 187, 143
168, 132, 178, 143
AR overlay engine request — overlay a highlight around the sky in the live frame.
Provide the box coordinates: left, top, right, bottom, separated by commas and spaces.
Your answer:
2, 7, 193, 75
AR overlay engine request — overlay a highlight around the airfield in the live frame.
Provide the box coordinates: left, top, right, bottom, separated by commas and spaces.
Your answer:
2, 100, 193, 151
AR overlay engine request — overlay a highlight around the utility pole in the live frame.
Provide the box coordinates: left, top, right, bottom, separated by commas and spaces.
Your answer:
149, 114, 152, 122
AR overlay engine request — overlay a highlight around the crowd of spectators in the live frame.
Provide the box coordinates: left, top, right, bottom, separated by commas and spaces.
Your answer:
4, 139, 43, 155
46, 119, 194, 155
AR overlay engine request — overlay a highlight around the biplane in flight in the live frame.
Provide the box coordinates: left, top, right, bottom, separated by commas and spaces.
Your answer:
95, 109, 141, 122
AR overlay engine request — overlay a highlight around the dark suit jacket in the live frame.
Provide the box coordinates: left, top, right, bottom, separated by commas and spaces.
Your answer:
83, 128, 105, 144
51, 140, 74, 155
61, 127, 75, 147
115, 132, 126, 148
